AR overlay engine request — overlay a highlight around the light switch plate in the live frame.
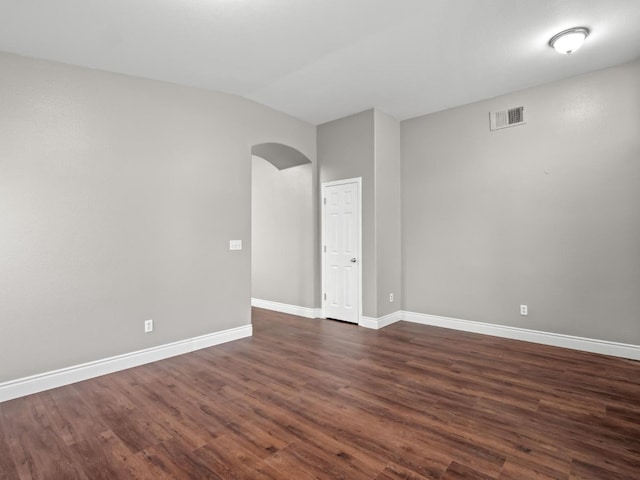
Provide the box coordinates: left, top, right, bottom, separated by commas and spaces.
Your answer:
229, 239, 242, 251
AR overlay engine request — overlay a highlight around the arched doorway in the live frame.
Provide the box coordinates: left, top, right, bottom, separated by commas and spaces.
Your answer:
250, 143, 317, 317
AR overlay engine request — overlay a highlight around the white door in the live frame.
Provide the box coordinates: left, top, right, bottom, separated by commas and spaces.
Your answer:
322, 179, 360, 324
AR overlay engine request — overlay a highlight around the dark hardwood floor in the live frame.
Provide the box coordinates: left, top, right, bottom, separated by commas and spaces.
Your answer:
1, 308, 639, 479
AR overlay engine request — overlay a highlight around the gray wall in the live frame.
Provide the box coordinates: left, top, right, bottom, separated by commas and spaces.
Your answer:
317, 109, 402, 319
374, 110, 402, 317
401, 60, 640, 344
318, 110, 377, 317
251, 156, 315, 308
0, 52, 315, 382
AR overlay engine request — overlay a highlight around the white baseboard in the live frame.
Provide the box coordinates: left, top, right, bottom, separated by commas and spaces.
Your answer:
0, 324, 252, 403
402, 311, 640, 361
359, 311, 403, 330
251, 298, 321, 319
358, 316, 378, 329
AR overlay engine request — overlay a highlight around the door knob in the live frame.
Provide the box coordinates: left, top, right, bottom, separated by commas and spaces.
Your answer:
350, 257, 357, 263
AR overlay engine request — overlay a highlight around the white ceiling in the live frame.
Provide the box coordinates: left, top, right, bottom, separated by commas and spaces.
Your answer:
1, 0, 639, 125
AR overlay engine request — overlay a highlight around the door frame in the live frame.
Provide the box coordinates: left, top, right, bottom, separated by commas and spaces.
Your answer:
321, 177, 362, 324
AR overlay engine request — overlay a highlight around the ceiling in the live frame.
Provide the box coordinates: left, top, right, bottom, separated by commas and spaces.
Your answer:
1, 0, 639, 125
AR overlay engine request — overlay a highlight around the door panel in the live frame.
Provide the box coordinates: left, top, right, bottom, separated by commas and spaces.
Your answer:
323, 181, 360, 324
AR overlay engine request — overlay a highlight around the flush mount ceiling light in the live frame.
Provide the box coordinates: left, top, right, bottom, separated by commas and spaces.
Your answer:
549, 27, 590, 55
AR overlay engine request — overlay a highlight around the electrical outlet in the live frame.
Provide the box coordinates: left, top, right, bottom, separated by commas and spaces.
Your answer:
389, 293, 394, 303
520, 305, 528, 316
144, 319, 153, 333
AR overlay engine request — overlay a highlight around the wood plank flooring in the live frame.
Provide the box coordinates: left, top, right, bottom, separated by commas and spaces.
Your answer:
1, 307, 639, 479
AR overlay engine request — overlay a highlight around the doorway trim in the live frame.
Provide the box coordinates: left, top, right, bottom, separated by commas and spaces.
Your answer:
321, 177, 363, 325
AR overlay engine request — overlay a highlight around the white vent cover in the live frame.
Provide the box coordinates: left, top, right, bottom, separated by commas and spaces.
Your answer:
490, 106, 525, 131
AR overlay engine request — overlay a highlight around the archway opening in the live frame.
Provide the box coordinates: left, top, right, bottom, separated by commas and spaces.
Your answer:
250, 143, 315, 316
251, 142, 312, 170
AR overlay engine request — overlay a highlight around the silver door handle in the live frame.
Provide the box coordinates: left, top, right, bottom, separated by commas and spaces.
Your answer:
350, 257, 357, 263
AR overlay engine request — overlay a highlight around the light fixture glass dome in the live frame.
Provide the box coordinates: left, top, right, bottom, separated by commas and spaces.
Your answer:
549, 27, 589, 55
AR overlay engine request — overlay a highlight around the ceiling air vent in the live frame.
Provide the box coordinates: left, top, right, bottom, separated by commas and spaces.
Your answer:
490, 106, 525, 131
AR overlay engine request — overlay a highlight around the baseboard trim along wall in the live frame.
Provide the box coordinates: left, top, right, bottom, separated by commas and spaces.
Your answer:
402, 311, 640, 361
359, 311, 403, 330
251, 298, 322, 319
346, 308, 640, 360
0, 324, 253, 403
238, 300, 638, 362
